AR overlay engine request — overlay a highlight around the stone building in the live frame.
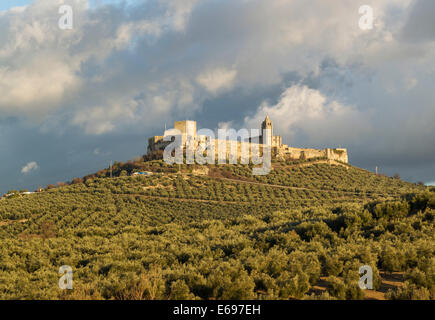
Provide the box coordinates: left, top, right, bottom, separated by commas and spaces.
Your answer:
147, 116, 349, 163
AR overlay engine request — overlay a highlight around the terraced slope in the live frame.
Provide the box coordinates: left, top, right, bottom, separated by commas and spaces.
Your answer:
0, 160, 433, 300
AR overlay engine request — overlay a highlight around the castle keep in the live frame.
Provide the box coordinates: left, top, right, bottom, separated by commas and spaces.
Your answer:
147, 116, 349, 163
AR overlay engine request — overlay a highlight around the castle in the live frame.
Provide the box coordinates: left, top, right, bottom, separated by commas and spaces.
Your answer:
147, 116, 349, 163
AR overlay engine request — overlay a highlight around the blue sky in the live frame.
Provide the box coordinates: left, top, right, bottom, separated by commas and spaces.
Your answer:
0, 0, 434, 193
0, 0, 30, 11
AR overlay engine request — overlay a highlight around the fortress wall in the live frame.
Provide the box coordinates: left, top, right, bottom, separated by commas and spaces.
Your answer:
326, 148, 349, 163
147, 119, 349, 164
148, 135, 349, 164
211, 140, 264, 160
300, 148, 325, 159
278, 147, 325, 160
276, 147, 349, 163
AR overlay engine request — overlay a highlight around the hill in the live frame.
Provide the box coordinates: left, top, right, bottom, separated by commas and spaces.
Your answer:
0, 159, 433, 300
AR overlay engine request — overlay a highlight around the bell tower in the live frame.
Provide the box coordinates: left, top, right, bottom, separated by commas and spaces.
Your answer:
260, 115, 273, 145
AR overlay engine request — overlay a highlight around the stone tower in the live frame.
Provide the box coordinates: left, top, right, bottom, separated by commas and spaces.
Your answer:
260, 115, 273, 146
174, 120, 197, 145
261, 115, 273, 136
260, 115, 282, 147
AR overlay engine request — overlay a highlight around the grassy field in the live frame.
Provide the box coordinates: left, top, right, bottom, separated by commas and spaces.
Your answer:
0, 160, 433, 299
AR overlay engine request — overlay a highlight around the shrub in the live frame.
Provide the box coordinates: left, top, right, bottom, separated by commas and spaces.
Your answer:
169, 280, 196, 300
379, 246, 406, 272
321, 255, 343, 277
276, 270, 310, 299
386, 282, 431, 300
326, 276, 346, 299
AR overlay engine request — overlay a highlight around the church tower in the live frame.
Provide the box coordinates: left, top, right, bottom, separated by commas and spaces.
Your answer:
260, 115, 273, 145
261, 115, 273, 136
260, 115, 282, 147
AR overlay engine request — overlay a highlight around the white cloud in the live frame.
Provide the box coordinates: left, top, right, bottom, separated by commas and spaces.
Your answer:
71, 98, 139, 135
0, 58, 79, 117
21, 161, 39, 174
197, 68, 238, 94
0, 0, 177, 123
161, 0, 201, 31
217, 121, 233, 131
245, 85, 370, 146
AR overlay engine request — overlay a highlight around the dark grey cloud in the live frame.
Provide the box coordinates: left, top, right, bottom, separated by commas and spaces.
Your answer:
401, 0, 435, 42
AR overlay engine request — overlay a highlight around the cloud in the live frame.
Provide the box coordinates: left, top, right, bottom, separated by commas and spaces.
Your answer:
0, 58, 79, 117
161, 0, 201, 31
244, 85, 369, 146
0, 0, 193, 127
0, 0, 421, 134
197, 68, 237, 94
0, 0, 435, 192
217, 121, 234, 131
71, 99, 139, 135
401, 0, 435, 43
21, 161, 39, 174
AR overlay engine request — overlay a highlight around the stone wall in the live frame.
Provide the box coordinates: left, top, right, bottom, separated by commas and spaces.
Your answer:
148, 136, 349, 164
147, 119, 349, 164
325, 148, 349, 163
275, 146, 348, 163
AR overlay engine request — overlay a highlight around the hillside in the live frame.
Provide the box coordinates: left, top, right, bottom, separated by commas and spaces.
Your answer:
0, 160, 433, 300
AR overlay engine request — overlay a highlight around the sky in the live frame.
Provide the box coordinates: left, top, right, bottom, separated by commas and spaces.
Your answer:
0, 0, 140, 11
0, 1, 30, 11
0, 0, 434, 193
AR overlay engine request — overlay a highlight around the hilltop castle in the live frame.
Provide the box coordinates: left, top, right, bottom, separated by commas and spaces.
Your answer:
147, 116, 349, 163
